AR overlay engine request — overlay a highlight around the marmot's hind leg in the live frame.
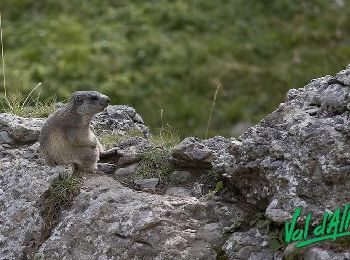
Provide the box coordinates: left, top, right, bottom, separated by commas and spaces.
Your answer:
73, 147, 99, 173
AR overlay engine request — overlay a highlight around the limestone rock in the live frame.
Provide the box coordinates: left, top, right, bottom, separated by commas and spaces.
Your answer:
0, 143, 71, 259
38, 175, 243, 260
0, 113, 44, 144
226, 66, 350, 219
93, 105, 150, 137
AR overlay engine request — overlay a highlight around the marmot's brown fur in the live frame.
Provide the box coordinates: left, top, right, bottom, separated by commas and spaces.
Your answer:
39, 91, 110, 172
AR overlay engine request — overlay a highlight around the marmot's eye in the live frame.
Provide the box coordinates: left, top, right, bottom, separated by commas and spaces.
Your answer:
90, 96, 98, 101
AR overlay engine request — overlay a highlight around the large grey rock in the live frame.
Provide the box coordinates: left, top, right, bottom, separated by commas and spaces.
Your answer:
113, 137, 152, 166
171, 136, 238, 171
165, 187, 192, 197
134, 177, 159, 189
0, 143, 71, 259
93, 105, 150, 137
114, 163, 138, 178
226, 66, 350, 219
222, 228, 280, 260
38, 175, 246, 260
0, 113, 44, 144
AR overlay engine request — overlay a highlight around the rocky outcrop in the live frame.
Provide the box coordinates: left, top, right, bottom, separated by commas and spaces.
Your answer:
226, 66, 350, 222
0, 114, 44, 145
4, 65, 350, 259
0, 143, 71, 259
93, 105, 150, 137
38, 174, 245, 260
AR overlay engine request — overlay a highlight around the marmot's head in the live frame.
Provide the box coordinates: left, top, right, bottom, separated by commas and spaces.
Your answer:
69, 91, 110, 116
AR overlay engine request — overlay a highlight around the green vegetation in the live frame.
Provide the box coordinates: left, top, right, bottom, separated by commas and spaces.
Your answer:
1, 1, 350, 137
99, 128, 144, 149
208, 180, 224, 199
135, 124, 178, 180
39, 173, 81, 240
0, 91, 56, 117
136, 147, 173, 180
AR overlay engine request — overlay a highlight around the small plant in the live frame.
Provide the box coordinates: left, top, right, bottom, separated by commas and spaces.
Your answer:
99, 128, 144, 149
135, 147, 173, 180
39, 174, 82, 240
150, 124, 180, 150
1, 90, 56, 117
150, 109, 180, 149
99, 133, 125, 150
208, 180, 224, 199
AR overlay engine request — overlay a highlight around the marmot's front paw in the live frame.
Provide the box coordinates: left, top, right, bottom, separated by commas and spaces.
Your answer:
89, 138, 98, 148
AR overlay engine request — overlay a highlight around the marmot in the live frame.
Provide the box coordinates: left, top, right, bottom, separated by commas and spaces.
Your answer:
39, 91, 110, 172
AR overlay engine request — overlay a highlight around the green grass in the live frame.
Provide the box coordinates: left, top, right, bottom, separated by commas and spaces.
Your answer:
99, 128, 144, 149
150, 124, 181, 149
1, 0, 350, 137
135, 147, 173, 180
39, 174, 81, 241
0, 92, 56, 117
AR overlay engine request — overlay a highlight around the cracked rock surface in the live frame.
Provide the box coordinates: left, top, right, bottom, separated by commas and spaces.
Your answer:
4, 65, 350, 259
38, 174, 244, 260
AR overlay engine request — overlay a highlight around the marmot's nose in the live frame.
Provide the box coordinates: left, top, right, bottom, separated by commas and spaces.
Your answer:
106, 97, 110, 103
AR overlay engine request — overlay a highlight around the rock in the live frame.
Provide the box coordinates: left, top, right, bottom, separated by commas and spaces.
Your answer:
0, 143, 72, 259
191, 182, 204, 197
97, 163, 117, 174
335, 64, 350, 86
0, 113, 44, 144
265, 199, 292, 223
303, 248, 331, 260
93, 105, 150, 137
0, 130, 12, 143
226, 66, 350, 219
114, 164, 138, 178
101, 137, 151, 166
171, 136, 238, 171
222, 228, 278, 260
165, 187, 192, 197
171, 137, 213, 168
38, 175, 245, 259
169, 170, 192, 184
134, 178, 159, 189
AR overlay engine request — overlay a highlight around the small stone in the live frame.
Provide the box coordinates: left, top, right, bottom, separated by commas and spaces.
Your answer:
165, 187, 192, 197
191, 182, 203, 197
169, 171, 192, 184
0, 131, 12, 144
114, 164, 138, 178
118, 153, 140, 166
303, 248, 331, 260
134, 178, 159, 189
98, 163, 117, 174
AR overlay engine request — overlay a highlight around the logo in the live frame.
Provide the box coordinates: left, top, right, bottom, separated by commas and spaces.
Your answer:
285, 205, 350, 248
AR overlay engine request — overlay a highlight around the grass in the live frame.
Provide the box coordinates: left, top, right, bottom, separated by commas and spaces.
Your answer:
3, 1, 350, 137
0, 91, 56, 117
0, 12, 55, 118
39, 173, 82, 242
135, 146, 173, 180
99, 127, 144, 149
205, 81, 221, 139
150, 124, 181, 149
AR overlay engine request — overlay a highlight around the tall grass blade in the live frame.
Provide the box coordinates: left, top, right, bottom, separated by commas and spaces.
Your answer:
205, 82, 221, 139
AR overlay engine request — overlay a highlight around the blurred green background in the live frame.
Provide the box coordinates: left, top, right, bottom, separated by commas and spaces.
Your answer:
1, 0, 350, 137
